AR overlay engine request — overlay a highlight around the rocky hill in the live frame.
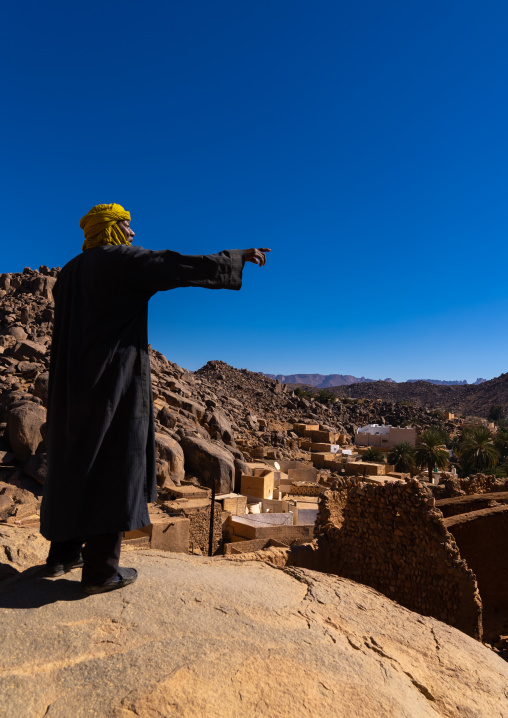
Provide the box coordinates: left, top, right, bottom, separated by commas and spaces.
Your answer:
310, 376, 508, 419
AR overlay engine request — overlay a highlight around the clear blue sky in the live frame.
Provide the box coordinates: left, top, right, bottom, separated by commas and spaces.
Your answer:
1, 0, 507, 382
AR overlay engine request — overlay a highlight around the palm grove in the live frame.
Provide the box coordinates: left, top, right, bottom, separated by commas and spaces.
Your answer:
361, 406, 508, 479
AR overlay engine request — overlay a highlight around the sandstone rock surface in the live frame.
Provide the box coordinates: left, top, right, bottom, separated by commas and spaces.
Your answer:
0, 525, 48, 580
0, 551, 507, 718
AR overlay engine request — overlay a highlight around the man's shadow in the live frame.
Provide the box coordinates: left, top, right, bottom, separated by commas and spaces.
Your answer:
0, 562, 88, 608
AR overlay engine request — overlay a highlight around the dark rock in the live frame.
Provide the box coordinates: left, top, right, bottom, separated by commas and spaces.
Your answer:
234, 458, 251, 492
1, 327, 27, 341
204, 409, 234, 445
7, 402, 47, 462
180, 435, 235, 493
24, 453, 48, 485
33, 372, 49, 406
0, 450, 14, 465
16, 362, 39, 379
12, 341, 47, 362
157, 406, 178, 430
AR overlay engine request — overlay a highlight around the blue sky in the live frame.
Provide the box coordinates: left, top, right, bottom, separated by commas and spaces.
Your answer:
1, 0, 507, 382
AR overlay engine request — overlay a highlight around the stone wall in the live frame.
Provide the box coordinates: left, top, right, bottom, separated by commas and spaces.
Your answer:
438, 473, 508, 498
289, 483, 322, 497
436, 492, 508, 518
444, 506, 508, 641
315, 478, 482, 639
165, 502, 222, 555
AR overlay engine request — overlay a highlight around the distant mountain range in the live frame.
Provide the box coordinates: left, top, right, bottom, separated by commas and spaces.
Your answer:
263, 374, 487, 388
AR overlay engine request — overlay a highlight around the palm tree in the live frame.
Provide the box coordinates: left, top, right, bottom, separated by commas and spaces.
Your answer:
459, 426, 499, 473
361, 447, 385, 462
415, 428, 449, 480
387, 442, 416, 475
498, 460, 508, 478
494, 427, 508, 461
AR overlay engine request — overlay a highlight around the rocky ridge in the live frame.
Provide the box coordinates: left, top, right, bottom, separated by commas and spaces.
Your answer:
304, 375, 508, 418
264, 372, 389, 387
264, 373, 487, 388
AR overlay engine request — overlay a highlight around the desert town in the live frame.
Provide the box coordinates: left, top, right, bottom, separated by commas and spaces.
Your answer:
1, 265, 508, 670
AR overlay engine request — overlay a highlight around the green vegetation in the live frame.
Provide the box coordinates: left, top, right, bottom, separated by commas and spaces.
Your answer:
316, 389, 337, 405
430, 424, 451, 447
361, 447, 385, 462
497, 459, 508, 479
294, 387, 312, 399
387, 442, 416, 475
494, 426, 508, 458
414, 428, 449, 479
488, 404, 506, 424
454, 425, 500, 477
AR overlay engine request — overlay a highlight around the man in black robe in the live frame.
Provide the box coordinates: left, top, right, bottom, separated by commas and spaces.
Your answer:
40, 203, 270, 594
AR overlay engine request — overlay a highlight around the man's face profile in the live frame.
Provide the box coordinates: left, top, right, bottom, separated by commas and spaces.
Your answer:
118, 220, 135, 245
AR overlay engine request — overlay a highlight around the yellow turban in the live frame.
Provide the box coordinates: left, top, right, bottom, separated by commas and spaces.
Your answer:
80, 203, 131, 251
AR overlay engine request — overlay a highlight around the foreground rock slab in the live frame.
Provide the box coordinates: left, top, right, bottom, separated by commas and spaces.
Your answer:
0, 552, 507, 718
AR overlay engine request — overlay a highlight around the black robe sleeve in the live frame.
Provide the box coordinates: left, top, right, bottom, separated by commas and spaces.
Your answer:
114, 246, 246, 295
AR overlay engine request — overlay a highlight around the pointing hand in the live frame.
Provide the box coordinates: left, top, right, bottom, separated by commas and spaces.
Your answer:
244, 248, 271, 266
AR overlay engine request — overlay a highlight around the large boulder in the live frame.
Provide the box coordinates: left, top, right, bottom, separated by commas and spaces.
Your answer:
12, 340, 47, 363
0, 554, 507, 716
163, 391, 206, 421
180, 435, 235, 492
203, 409, 235, 445
7, 402, 46, 462
154, 432, 185, 487
28, 274, 57, 301
157, 406, 178, 430
1, 326, 27, 342
16, 361, 39, 379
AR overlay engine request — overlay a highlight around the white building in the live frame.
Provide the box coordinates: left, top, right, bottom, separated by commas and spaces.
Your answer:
355, 424, 416, 449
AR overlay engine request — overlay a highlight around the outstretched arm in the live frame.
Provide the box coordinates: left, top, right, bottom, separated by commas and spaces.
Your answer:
117, 246, 271, 295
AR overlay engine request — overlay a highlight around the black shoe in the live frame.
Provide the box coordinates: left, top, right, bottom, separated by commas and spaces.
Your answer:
45, 555, 84, 578
81, 567, 138, 595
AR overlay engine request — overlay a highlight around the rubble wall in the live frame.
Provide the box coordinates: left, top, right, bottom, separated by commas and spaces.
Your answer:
166, 503, 222, 555
439, 473, 508, 498
436, 492, 508, 518
316, 478, 482, 639
444, 506, 508, 639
